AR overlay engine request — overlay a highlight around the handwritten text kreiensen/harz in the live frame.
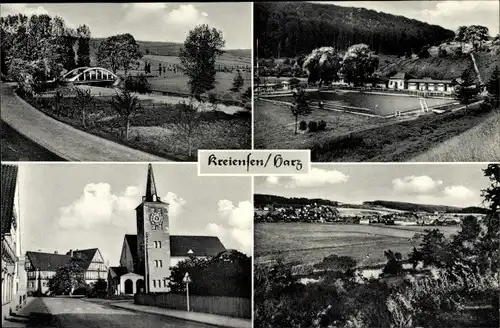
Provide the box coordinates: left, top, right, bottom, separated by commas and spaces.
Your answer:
207, 153, 303, 172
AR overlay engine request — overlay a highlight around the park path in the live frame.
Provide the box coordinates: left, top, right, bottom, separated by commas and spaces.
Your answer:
1, 83, 168, 161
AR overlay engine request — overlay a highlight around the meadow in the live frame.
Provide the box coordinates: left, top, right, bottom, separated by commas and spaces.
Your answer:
255, 222, 460, 267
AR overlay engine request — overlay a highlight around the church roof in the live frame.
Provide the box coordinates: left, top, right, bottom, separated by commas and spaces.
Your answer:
124, 235, 226, 257
125, 234, 138, 264
108, 266, 129, 279
1, 164, 18, 235
145, 163, 157, 202
170, 236, 226, 257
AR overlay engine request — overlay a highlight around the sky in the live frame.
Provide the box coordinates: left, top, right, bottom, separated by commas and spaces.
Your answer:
17, 163, 252, 267
0, 3, 252, 49
256, 164, 491, 208
318, 1, 500, 36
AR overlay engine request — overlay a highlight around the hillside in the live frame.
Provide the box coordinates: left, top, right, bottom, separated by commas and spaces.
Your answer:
254, 2, 454, 58
89, 38, 250, 61
377, 56, 472, 80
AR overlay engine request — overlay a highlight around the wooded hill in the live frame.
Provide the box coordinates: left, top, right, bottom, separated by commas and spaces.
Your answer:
255, 2, 455, 58
254, 194, 339, 207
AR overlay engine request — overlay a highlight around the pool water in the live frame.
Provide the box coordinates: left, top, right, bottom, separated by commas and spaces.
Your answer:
266, 91, 455, 116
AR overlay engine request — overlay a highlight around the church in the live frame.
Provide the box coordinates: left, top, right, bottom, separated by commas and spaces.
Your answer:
107, 164, 226, 295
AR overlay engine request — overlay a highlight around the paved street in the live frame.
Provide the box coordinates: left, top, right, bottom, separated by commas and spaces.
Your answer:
6, 297, 221, 328
0, 83, 168, 161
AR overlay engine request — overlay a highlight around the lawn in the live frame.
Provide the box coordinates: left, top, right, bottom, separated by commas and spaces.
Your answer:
254, 99, 494, 162
28, 92, 251, 161
253, 99, 389, 149
255, 223, 459, 267
411, 110, 500, 162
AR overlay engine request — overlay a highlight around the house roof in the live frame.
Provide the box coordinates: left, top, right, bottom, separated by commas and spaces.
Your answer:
26, 252, 71, 271
1, 164, 18, 235
26, 248, 101, 271
108, 266, 129, 279
390, 72, 406, 79
67, 248, 98, 269
124, 235, 226, 258
408, 78, 452, 84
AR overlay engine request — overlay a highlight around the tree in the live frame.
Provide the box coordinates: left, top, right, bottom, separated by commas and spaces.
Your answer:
76, 25, 91, 67
313, 254, 356, 274
47, 257, 86, 295
87, 278, 107, 298
486, 65, 499, 103
172, 100, 204, 159
169, 256, 211, 293
464, 25, 490, 50
179, 24, 225, 98
231, 71, 244, 92
341, 44, 379, 86
109, 88, 141, 140
382, 250, 403, 275
302, 47, 341, 86
454, 65, 479, 110
96, 33, 142, 74
73, 87, 94, 128
479, 164, 500, 272
418, 44, 430, 58
290, 88, 312, 135
417, 229, 451, 268
123, 74, 151, 94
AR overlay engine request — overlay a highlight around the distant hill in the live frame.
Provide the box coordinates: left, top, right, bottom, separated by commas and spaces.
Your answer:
255, 2, 455, 58
254, 194, 338, 207
89, 38, 250, 59
364, 200, 464, 213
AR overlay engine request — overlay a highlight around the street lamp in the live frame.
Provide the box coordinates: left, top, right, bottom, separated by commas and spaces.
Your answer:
182, 272, 192, 312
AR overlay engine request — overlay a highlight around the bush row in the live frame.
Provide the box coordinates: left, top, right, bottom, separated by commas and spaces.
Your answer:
299, 120, 327, 132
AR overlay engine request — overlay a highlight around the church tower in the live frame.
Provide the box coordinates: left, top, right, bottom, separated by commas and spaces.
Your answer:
135, 164, 171, 292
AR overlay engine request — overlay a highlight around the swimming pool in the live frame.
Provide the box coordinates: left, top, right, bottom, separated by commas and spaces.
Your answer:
265, 91, 456, 116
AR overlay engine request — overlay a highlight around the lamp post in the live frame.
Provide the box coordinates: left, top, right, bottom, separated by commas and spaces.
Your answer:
183, 272, 191, 312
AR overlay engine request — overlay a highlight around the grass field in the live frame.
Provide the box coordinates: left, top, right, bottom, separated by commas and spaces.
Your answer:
254, 99, 494, 161
253, 99, 387, 149
412, 110, 500, 162
255, 223, 460, 267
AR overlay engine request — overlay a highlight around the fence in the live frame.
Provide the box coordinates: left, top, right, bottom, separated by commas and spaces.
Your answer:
135, 293, 251, 319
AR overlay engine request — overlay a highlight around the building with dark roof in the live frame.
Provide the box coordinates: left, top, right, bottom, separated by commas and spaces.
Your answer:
1, 164, 27, 323
109, 164, 227, 295
25, 248, 107, 295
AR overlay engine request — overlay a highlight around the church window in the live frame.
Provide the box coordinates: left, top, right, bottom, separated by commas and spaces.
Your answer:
153, 280, 156, 288
154, 260, 158, 267
163, 279, 168, 287
158, 241, 162, 248
153, 241, 157, 248
159, 260, 163, 267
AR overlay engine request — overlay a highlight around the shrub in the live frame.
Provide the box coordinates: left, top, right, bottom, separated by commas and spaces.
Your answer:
299, 120, 307, 130
308, 121, 318, 132
124, 74, 152, 94
318, 120, 327, 130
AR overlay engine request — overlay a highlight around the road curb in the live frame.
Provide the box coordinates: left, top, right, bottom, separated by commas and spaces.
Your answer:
107, 302, 230, 328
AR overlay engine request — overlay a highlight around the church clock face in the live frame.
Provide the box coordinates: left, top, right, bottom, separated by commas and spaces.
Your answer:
150, 209, 163, 226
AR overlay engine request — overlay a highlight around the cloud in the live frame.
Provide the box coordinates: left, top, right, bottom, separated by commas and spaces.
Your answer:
443, 185, 476, 200
393, 175, 443, 194
164, 4, 209, 26
422, 1, 496, 18
0, 4, 49, 17
207, 200, 252, 255
163, 191, 187, 217
58, 183, 139, 230
287, 168, 349, 188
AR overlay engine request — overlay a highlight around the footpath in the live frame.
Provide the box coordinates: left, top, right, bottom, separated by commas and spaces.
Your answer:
108, 301, 251, 328
0, 83, 167, 161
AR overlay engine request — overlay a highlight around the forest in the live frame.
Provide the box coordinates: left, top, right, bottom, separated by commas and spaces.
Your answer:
254, 2, 455, 58
254, 194, 339, 207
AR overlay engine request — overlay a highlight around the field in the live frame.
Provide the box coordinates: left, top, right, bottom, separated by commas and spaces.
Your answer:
255, 223, 460, 267
411, 110, 500, 162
